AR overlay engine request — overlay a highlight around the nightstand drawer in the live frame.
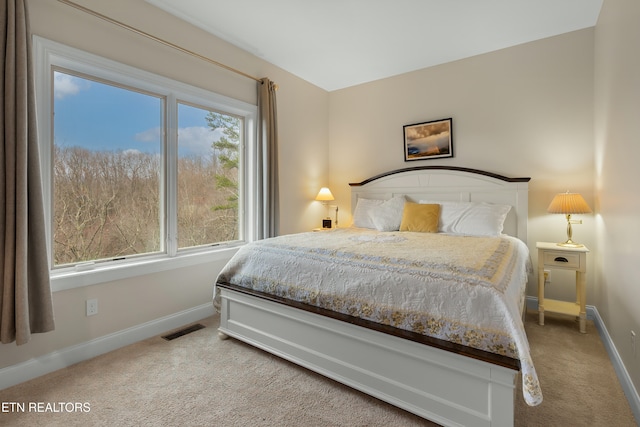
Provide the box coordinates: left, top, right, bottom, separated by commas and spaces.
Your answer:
543, 251, 581, 269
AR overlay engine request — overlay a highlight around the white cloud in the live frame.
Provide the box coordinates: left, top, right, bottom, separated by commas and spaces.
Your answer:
54, 72, 87, 100
177, 126, 222, 156
133, 126, 223, 156
135, 127, 162, 143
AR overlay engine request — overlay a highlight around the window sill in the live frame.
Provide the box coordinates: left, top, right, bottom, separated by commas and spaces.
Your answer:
51, 244, 241, 292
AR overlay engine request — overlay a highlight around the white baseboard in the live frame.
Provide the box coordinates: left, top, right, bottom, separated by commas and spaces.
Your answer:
526, 297, 640, 423
0, 303, 214, 391
588, 305, 640, 423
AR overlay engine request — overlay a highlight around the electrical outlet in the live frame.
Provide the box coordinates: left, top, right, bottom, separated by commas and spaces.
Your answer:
632, 331, 637, 358
86, 298, 98, 316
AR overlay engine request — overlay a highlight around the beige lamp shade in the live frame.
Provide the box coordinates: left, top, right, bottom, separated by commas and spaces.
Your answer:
547, 192, 591, 247
547, 192, 592, 214
315, 187, 335, 201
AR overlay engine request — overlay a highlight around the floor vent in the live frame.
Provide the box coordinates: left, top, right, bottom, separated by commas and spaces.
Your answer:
162, 323, 205, 341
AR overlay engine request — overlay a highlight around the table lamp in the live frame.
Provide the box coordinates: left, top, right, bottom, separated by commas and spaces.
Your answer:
315, 187, 338, 228
547, 191, 592, 247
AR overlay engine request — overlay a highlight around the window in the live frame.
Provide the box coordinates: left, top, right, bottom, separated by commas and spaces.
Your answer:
34, 37, 257, 290
53, 71, 164, 266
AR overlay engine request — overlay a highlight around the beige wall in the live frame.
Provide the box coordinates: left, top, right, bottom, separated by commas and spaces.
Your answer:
1, 0, 329, 369
594, 0, 640, 397
329, 29, 596, 300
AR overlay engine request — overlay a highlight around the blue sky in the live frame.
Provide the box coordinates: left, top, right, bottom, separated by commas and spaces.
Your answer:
53, 71, 222, 157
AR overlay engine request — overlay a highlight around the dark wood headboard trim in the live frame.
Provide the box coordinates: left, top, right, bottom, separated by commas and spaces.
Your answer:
349, 166, 531, 187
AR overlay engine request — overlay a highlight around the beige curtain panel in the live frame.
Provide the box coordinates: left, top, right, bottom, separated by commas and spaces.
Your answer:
1, 0, 55, 345
257, 78, 280, 239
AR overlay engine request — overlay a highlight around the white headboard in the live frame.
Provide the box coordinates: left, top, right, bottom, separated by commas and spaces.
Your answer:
349, 166, 530, 243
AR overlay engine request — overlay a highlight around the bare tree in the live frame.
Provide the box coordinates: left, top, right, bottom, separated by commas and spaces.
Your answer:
54, 146, 160, 265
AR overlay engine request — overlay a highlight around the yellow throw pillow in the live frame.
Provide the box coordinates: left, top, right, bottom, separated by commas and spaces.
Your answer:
399, 203, 440, 232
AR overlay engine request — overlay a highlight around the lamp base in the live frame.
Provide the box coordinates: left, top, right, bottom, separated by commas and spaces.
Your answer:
557, 240, 584, 248
558, 215, 584, 247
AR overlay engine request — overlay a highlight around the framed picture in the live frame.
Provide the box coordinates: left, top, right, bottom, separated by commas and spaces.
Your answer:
403, 118, 453, 161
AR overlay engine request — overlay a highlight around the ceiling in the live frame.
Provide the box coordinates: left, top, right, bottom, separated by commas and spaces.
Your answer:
146, 0, 603, 92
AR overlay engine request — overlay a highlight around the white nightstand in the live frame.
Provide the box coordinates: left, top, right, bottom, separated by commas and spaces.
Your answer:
537, 242, 590, 333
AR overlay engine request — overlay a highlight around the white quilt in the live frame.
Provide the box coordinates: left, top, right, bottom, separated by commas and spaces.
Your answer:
215, 227, 542, 406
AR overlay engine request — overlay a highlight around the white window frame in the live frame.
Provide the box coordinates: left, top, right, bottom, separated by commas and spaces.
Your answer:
33, 36, 258, 292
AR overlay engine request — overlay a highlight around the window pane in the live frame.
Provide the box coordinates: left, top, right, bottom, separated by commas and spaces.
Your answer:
177, 103, 241, 248
53, 71, 163, 266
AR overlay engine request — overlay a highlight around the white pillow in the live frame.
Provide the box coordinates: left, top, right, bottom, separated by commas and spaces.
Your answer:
419, 200, 511, 236
369, 196, 406, 231
352, 198, 384, 229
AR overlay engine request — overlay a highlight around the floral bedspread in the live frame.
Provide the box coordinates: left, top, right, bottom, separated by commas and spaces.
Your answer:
214, 228, 542, 406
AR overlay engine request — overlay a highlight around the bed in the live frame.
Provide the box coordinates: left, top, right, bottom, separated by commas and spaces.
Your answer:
214, 166, 538, 427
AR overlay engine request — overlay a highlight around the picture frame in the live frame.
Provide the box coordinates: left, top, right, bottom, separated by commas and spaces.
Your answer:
403, 118, 453, 161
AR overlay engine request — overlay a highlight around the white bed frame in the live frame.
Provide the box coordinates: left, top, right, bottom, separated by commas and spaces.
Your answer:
217, 166, 530, 427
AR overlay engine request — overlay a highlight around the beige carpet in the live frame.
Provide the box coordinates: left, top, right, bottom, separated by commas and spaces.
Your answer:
0, 311, 637, 426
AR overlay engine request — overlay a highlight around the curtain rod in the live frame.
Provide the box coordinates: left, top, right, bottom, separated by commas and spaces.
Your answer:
57, 0, 261, 84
